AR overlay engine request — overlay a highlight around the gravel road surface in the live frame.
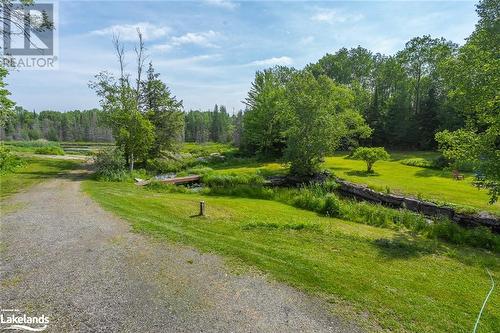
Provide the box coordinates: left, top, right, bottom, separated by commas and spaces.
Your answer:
0, 171, 363, 332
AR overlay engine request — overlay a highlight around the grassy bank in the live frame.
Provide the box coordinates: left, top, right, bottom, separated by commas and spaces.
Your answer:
83, 180, 499, 332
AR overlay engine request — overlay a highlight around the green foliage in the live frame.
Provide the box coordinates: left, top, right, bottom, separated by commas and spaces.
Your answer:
0, 146, 24, 174
427, 219, 499, 251
291, 189, 325, 212
142, 63, 184, 156
202, 173, 264, 188
93, 148, 127, 181
352, 147, 390, 172
34, 145, 65, 155
0, 66, 14, 127
433, 0, 499, 203
399, 157, 434, 169
146, 181, 190, 194
3, 107, 113, 142
284, 72, 370, 176
242, 66, 293, 157
319, 194, 341, 217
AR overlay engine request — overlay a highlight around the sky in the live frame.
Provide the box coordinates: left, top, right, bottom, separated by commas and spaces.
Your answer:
7, 0, 479, 113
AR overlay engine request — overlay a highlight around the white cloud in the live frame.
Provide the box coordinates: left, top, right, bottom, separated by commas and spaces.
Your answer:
248, 56, 293, 67
91, 22, 170, 41
171, 30, 220, 48
203, 0, 238, 10
151, 43, 172, 53
311, 10, 363, 24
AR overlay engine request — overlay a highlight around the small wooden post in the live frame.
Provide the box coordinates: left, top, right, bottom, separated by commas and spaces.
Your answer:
199, 201, 205, 216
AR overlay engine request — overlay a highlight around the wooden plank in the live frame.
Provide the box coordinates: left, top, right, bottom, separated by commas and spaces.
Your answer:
135, 175, 201, 186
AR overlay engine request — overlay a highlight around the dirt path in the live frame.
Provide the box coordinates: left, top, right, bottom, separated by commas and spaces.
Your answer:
0, 172, 362, 332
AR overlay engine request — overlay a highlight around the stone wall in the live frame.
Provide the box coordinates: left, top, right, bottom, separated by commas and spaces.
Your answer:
335, 179, 499, 233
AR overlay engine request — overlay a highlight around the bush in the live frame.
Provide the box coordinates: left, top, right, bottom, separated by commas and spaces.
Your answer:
400, 158, 434, 168
93, 148, 127, 181
34, 145, 65, 155
0, 146, 24, 174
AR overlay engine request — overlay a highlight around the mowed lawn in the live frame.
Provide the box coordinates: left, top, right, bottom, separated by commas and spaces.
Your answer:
84, 180, 499, 333
324, 154, 499, 215
209, 152, 499, 215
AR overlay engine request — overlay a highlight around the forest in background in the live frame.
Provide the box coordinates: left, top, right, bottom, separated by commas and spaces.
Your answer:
0, 33, 477, 149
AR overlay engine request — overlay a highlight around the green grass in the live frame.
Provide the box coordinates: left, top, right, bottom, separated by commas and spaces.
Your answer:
0, 157, 81, 201
204, 151, 499, 215
83, 180, 499, 333
324, 153, 499, 215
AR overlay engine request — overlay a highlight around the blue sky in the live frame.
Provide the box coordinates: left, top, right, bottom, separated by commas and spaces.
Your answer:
7, 0, 478, 113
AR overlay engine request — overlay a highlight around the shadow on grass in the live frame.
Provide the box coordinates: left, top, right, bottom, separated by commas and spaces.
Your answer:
346, 170, 380, 177
373, 233, 437, 259
413, 168, 450, 178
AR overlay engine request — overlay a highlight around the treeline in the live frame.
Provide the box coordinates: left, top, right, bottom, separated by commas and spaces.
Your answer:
3, 104, 246, 146
1, 107, 113, 142
241, 37, 463, 153
184, 105, 243, 145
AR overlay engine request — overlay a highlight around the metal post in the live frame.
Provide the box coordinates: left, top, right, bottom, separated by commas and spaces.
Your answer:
199, 201, 205, 216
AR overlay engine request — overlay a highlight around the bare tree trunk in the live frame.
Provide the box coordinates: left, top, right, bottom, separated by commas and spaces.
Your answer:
134, 28, 147, 103
130, 151, 134, 172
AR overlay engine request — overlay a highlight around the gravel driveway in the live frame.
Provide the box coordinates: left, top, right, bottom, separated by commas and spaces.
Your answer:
0, 171, 362, 332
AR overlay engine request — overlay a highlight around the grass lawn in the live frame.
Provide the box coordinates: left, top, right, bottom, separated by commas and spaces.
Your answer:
206, 151, 499, 215
0, 157, 81, 201
324, 153, 499, 215
83, 180, 499, 333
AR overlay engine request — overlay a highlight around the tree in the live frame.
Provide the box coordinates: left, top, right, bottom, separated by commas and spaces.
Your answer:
283, 72, 369, 176
242, 66, 294, 157
90, 32, 154, 171
435, 0, 499, 203
352, 147, 390, 173
0, 66, 14, 127
141, 62, 184, 157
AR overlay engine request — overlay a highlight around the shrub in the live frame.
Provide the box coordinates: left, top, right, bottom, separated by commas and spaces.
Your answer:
352, 147, 390, 173
400, 158, 433, 168
34, 145, 65, 155
0, 146, 24, 174
93, 148, 127, 181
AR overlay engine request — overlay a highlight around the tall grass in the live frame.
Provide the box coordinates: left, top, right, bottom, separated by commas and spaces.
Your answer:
197, 178, 499, 252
